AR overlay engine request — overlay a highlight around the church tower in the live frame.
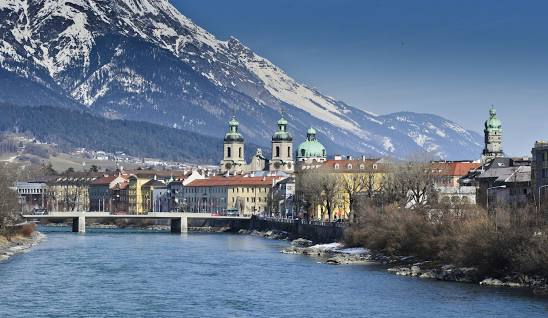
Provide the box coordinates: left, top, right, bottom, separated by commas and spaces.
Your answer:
482, 106, 504, 162
220, 116, 246, 174
270, 115, 294, 173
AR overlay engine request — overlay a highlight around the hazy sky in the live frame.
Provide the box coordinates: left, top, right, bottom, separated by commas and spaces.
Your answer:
172, 0, 548, 156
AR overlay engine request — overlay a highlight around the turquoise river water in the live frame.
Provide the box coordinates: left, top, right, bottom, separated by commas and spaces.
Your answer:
0, 227, 547, 317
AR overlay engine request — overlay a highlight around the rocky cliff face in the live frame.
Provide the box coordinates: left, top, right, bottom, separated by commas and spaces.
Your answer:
0, 0, 482, 159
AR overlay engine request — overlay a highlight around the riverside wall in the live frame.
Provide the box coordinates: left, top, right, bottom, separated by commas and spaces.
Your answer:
188, 218, 250, 231
249, 217, 345, 243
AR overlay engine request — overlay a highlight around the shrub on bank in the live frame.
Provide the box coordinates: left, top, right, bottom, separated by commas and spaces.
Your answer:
0, 222, 36, 239
345, 204, 548, 277
20, 223, 36, 237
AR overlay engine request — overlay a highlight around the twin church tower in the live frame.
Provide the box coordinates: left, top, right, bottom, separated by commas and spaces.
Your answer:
219, 114, 326, 174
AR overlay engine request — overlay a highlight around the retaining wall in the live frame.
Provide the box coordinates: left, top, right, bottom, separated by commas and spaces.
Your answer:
249, 217, 345, 243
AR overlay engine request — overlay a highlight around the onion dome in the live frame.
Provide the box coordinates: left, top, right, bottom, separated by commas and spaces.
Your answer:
484, 107, 502, 132
272, 116, 292, 141
224, 116, 244, 142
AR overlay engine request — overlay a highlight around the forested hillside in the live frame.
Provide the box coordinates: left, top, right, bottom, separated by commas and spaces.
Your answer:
0, 104, 236, 163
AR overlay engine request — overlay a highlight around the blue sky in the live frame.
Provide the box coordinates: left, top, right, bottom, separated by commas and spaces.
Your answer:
172, 0, 548, 156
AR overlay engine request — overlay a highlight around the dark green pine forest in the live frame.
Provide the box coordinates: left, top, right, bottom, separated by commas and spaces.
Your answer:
0, 104, 238, 163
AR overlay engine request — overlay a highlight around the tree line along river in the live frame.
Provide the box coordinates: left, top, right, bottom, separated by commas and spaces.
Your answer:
0, 227, 547, 317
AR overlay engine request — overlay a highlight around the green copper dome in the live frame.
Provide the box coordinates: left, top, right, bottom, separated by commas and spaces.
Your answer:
225, 116, 244, 142
484, 107, 502, 132
297, 127, 326, 159
229, 116, 239, 126
273, 116, 292, 141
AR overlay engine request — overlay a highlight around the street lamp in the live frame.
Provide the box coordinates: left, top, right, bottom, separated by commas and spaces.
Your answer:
486, 185, 506, 211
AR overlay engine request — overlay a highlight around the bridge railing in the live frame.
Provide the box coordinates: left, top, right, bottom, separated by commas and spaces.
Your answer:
260, 216, 347, 227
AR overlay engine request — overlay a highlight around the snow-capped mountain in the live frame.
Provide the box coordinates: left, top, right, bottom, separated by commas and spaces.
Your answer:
0, 0, 482, 159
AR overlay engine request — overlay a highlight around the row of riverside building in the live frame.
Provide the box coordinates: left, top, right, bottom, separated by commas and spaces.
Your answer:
15, 108, 548, 219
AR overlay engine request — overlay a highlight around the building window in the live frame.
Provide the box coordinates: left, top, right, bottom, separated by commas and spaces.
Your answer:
360, 164, 365, 170
239, 147, 242, 158
544, 151, 548, 162
287, 146, 291, 157
301, 149, 306, 157
334, 164, 340, 170
347, 164, 352, 170
275, 146, 280, 158
227, 147, 232, 158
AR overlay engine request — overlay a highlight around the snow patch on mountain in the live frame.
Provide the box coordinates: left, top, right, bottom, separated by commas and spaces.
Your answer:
241, 52, 361, 132
383, 137, 395, 153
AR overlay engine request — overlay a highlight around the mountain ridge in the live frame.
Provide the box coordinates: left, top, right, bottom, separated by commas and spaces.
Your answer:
0, 0, 482, 159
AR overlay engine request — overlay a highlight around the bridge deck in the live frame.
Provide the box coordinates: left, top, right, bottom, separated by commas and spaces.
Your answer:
22, 212, 250, 220
22, 212, 250, 233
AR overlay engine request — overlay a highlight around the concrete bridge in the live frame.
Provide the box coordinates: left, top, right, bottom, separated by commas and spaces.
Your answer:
22, 212, 250, 233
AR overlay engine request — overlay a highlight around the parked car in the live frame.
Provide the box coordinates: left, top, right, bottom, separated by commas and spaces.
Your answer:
226, 208, 239, 217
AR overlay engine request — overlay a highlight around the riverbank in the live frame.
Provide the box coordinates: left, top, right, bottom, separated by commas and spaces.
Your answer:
0, 231, 45, 263
282, 237, 548, 294
240, 228, 548, 295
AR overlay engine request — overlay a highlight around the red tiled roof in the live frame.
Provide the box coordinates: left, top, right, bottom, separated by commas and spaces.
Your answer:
187, 176, 285, 187
431, 162, 481, 177
90, 174, 128, 185
91, 175, 119, 185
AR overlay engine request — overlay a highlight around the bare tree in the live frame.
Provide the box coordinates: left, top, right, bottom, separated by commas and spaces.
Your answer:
339, 173, 367, 223
317, 170, 341, 222
0, 163, 22, 231
296, 169, 323, 220
394, 161, 439, 210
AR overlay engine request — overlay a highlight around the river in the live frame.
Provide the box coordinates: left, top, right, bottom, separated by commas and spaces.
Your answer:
0, 228, 547, 317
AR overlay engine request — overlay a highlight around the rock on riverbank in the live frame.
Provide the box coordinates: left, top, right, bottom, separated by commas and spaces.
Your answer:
387, 263, 480, 283
387, 262, 548, 295
282, 240, 371, 265
0, 231, 45, 263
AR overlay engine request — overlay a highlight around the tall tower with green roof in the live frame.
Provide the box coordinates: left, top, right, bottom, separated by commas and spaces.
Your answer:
482, 106, 504, 162
220, 116, 246, 173
270, 115, 294, 172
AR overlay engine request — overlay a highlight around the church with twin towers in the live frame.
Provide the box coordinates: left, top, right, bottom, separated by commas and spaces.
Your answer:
219, 114, 327, 175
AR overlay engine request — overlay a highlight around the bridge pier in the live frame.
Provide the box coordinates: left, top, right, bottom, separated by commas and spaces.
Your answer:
72, 216, 86, 233
170, 216, 188, 233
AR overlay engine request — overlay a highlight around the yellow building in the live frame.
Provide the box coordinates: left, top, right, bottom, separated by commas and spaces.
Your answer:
127, 171, 195, 214
184, 175, 286, 216
44, 174, 101, 212
128, 173, 154, 214
296, 157, 385, 221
